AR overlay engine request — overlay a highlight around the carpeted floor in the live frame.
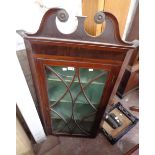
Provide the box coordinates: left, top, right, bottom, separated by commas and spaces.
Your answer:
17, 50, 139, 155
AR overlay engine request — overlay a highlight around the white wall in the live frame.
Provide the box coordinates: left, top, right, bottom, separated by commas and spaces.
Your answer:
16, 0, 82, 143
16, 0, 82, 50
16, 55, 46, 143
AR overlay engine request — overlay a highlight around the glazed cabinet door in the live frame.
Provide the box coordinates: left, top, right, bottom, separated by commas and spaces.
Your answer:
35, 59, 118, 137
17, 7, 136, 138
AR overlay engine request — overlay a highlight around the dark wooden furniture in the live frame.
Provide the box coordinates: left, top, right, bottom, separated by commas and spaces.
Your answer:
17, 8, 138, 138
117, 4, 139, 98
124, 144, 139, 155
117, 61, 139, 98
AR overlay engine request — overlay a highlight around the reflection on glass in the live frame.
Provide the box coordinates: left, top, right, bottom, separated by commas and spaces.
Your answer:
45, 66, 108, 136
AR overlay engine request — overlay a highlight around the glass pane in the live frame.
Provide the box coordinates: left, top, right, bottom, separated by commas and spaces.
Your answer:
45, 65, 108, 136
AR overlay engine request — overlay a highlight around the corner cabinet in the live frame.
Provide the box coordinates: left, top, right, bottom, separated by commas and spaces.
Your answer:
17, 8, 138, 138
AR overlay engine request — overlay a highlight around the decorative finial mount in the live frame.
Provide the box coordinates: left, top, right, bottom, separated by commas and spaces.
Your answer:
94, 11, 105, 24
17, 8, 134, 46
57, 9, 69, 22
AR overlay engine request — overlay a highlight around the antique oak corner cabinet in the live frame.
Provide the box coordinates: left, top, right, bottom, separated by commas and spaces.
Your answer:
17, 8, 138, 138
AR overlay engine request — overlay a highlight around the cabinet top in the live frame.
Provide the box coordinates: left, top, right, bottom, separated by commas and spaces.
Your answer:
17, 8, 138, 49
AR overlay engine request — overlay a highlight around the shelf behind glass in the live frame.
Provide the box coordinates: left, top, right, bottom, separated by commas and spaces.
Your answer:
51, 118, 94, 134
50, 101, 97, 120
45, 65, 108, 135
46, 66, 107, 84
47, 80, 105, 105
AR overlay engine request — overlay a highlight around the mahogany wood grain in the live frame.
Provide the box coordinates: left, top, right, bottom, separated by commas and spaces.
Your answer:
129, 106, 139, 113
124, 144, 139, 155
